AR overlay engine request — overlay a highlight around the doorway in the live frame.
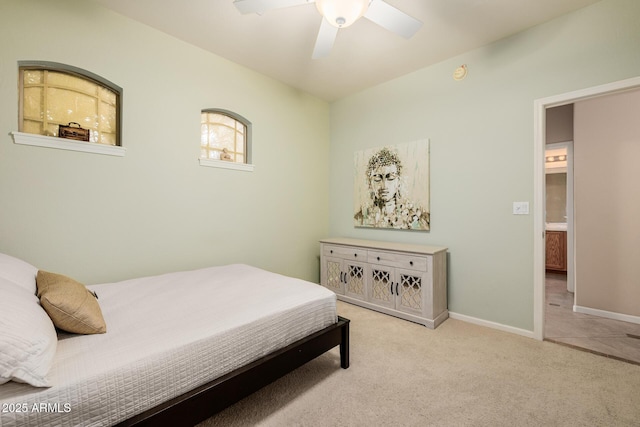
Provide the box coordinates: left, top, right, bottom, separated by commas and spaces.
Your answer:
533, 76, 640, 342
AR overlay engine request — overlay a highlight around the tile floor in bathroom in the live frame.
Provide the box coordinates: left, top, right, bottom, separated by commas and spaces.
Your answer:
544, 272, 640, 365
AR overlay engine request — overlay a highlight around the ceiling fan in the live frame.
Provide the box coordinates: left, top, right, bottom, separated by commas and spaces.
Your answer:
233, 0, 423, 59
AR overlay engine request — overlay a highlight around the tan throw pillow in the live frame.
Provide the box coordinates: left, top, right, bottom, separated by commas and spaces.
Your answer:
36, 271, 106, 335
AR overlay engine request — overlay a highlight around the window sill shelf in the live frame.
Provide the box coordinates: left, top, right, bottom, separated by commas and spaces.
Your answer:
11, 132, 126, 157
199, 158, 254, 172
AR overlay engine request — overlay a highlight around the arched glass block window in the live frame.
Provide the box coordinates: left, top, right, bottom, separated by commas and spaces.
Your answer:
200, 109, 251, 164
19, 61, 122, 146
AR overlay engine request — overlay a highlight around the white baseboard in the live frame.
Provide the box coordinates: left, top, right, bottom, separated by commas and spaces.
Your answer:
574, 305, 640, 325
448, 311, 536, 339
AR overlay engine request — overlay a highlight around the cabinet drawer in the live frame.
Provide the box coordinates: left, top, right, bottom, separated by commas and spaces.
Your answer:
323, 244, 367, 261
368, 250, 428, 272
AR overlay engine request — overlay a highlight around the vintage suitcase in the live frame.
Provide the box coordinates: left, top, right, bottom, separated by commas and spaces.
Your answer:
58, 122, 90, 142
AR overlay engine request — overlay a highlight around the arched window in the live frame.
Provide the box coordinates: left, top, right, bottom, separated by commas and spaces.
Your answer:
200, 109, 252, 165
19, 61, 122, 147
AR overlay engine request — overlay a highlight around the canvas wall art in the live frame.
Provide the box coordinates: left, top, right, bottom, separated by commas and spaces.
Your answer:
354, 140, 430, 231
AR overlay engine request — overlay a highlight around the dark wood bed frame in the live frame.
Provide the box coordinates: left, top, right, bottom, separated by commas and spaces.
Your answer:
116, 316, 350, 426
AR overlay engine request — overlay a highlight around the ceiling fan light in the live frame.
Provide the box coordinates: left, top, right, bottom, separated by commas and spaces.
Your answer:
315, 0, 370, 28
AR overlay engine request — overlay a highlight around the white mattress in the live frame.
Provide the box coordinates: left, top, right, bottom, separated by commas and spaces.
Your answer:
0, 264, 337, 427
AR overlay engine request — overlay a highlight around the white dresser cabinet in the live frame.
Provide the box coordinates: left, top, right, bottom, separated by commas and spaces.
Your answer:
320, 238, 448, 329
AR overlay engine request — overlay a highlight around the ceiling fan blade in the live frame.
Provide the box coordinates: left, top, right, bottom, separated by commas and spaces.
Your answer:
312, 18, 339, 59
364, 0, 422, 39
233, 0, 313, 15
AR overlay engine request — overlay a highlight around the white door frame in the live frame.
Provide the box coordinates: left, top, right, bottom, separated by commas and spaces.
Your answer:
532, 76, 640, 341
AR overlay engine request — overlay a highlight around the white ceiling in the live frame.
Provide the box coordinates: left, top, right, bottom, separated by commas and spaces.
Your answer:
92, 0, 601, 101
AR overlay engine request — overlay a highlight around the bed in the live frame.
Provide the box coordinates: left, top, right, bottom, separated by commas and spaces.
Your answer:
0, 254, 350, 427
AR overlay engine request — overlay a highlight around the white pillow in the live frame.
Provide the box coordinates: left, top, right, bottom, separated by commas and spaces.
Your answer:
0, 252, 38, 295
0, 278, 57, 387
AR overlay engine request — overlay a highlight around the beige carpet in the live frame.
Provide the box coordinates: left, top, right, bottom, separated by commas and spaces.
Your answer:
198, 301, 640, 427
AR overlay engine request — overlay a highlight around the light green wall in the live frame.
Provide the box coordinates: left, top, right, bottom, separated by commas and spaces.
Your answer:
328, 0, 640, 330
3, 0, 639, 331
0, 0, 330, 284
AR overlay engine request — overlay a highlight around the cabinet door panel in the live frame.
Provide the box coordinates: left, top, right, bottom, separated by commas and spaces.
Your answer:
344, 261, 367, 301
545, 231, 566, 271
396, 270, 425, 316
324, 256, 344, 294
369, 264, 395, 309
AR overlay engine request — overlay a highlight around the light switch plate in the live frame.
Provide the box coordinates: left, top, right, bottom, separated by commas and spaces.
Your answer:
513, 201, 529, 215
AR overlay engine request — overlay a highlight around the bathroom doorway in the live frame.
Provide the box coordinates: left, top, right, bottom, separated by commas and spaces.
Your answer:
533, 76, 640, 342
536, 80, 640, 365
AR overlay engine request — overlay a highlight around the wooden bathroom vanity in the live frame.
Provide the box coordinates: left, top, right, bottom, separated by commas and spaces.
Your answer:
545, 229, 567, 272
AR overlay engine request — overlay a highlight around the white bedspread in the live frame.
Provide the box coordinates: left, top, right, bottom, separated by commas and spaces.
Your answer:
0, 264, 337, 427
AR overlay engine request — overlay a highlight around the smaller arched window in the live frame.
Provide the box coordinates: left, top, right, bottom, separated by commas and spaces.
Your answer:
200, 109, 252, 168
